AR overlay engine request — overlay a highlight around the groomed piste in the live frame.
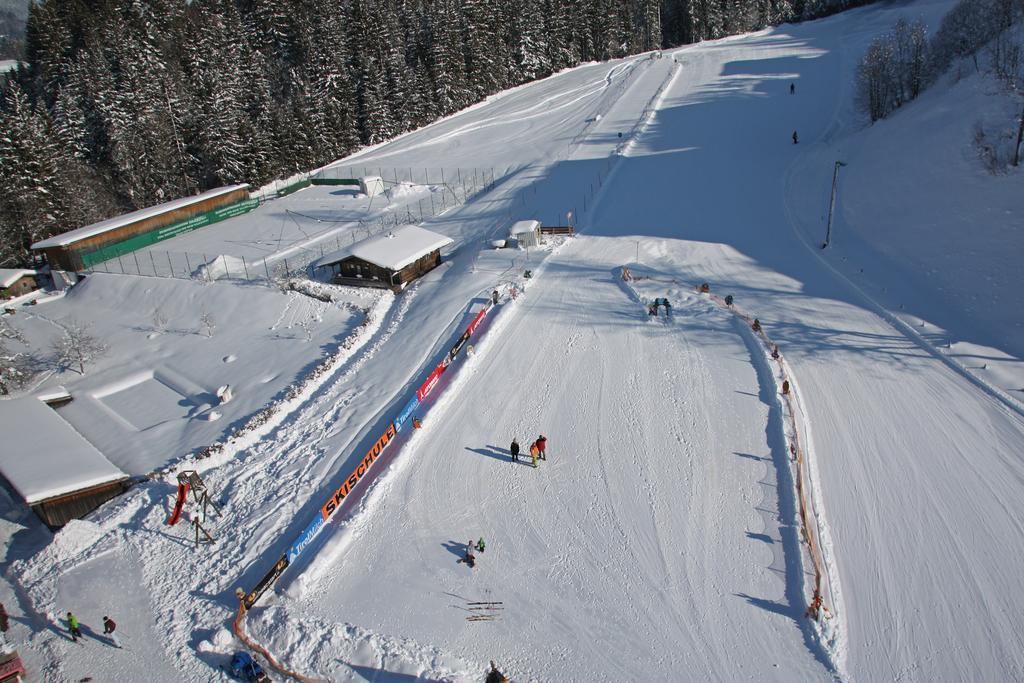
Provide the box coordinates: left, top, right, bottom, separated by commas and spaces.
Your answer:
5, 0, 1024, 679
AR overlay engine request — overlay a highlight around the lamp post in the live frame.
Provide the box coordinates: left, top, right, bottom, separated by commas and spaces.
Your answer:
823, 160, 847, 249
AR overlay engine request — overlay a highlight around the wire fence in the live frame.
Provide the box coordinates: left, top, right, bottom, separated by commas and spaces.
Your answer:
84, 166, 501, 284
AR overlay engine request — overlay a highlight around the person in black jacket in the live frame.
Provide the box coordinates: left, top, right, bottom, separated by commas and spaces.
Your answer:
510, 438, 520, 462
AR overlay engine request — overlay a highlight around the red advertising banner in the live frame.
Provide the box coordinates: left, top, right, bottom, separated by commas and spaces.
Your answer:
417, 363, 446, 401
467, 308, 487, 336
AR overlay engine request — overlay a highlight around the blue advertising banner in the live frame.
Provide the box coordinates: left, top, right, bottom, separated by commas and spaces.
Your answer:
394, 396, 420, 432
287, 515, 327, 564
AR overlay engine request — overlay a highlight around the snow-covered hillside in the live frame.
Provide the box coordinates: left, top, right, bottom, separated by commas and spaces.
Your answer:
2, 0, 1024, 680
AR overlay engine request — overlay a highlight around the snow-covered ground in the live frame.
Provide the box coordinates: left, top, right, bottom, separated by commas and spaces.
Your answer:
3, 274, 378, 474
3, 0, 1024, 680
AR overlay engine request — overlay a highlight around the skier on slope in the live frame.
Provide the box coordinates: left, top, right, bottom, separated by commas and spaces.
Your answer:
752, 318, 762, 333
792, 130, 799, 144
510, 438, 520, 463
102, 616, 119, 648
790, 82, 795, 95
529, 441, 540, 468
66, 612, 81, 642
536, 435, 547, 461
476, 537, 486, 553
462, 540, 477, 568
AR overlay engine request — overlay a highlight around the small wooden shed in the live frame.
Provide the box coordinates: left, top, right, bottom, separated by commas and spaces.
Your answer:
314, 225, 454, 292
0, 269, 37, 299
0, 397, 129, 528
509, 220, 541, 248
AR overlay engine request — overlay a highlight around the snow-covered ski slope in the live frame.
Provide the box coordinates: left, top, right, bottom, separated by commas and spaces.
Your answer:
8, 0, 1024, 679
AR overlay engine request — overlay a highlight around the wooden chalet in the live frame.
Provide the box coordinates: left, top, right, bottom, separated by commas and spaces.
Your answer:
0, 397, 129, 528
0, 270, 37, 299
314, 226, 454, 292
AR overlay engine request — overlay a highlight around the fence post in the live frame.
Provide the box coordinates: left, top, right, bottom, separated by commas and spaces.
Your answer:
149, 251, 157, 276
242, 257, 249, 280
222, 254, 229, 279
430, 192, 435, 216
133, 252, 142, 275
184, 253, 192, 277
264, 258, 271, 279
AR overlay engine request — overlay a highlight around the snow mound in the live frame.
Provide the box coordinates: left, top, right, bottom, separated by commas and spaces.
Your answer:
247, 606, 476, 681
385, 181, 420, 200
193, 255, 247, 281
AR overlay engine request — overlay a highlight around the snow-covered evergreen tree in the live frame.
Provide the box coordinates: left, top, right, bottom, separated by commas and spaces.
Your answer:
0, 84, 68, 266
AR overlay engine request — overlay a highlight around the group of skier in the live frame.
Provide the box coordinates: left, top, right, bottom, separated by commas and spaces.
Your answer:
460, 537, 487, 568
509, 434, 547, 467
65, 611, 119, 647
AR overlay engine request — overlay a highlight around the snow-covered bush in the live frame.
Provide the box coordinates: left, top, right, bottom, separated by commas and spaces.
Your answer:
51, 318, 107, 375
857, 18, 929, 122
0, 342, 34, 394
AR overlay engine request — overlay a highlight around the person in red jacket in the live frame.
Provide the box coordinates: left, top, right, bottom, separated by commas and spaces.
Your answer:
102, 615, 120, 648
536, 435, 547, 461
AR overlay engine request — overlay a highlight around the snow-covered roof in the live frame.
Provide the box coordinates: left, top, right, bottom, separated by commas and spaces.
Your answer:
0, 60, 22, 75
34, 386, 71, 404
509, 220, 541, 236
0, 269, 36, 288
314, 225, 454, 272
0, 397, 127, 505
31, 184, 251, 249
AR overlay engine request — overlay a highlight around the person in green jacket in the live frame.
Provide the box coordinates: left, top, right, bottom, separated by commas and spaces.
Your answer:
67, 612, 81, 641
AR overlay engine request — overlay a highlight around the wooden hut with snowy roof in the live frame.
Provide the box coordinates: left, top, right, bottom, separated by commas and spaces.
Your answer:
313, 225, 454, 292
31, 184, 254, 271
0, 269, 37, 299
0, 397, 129, 527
